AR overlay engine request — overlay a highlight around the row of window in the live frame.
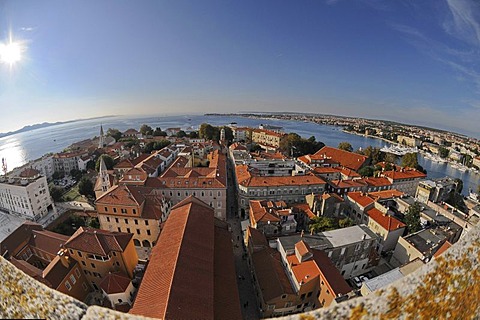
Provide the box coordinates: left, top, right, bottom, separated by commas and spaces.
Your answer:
104, 207, 136, 214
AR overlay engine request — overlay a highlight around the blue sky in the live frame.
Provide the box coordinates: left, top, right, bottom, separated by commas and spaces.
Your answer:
1, 0, 480, 137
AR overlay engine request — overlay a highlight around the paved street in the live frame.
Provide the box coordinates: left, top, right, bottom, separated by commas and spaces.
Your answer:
226, 155, 261, 320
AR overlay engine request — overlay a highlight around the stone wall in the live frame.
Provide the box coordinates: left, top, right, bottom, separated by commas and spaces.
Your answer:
1, 224, 479, 319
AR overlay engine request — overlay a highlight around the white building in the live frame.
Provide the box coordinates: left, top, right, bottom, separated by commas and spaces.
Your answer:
0, 171, 55, 222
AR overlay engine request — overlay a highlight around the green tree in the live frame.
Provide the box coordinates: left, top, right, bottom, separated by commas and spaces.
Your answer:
363, 146, 385, 165
78, 177, 95, 198
358, 166, 374, 177
438, 147, 449, 159
384, 153, 397, 165
250, 144, 263, 153
401, 153, 419, 169
95, 155, 114, 171
280, 133, 324, 156
176, 130, 187, 138
405, 202, 422, 234
199, 123, 219, 140
70, 169, 83, 181
49, 186, 64, 202
153, 127, 167, 136
52, 171, 64, 180
339, 217, 354, 228
139, 124, 153, 136
88, 218, 100, 229
221, 126, 234, 142
309, 216, 338, 233
338, 142, 353, 152
106, 128, 122, 141
144, 140, 171, 153
188, 131, 199, 139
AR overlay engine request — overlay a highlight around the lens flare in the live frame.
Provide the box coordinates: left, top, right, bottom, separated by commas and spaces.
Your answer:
0, 41, 23, 66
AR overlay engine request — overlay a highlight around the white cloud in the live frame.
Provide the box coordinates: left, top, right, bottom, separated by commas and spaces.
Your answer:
444, 0, 480, 46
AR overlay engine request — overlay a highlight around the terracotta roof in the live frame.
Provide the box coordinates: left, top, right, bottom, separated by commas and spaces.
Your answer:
347, 191, 375, 208
369, 189, 404, 199
10, 257, 53, 287
250, 200, 281, 225
313, 146, 368, 171
229, 143, 248, 151
100, 272, 131, 294
96, 184, 145, 206
382, 169, 427, 181
42, 255, 76, 288
340, 167, 361, 178
0, 221, 43, 257
363, 177, 392, 187
130, 196, 241, 319
329, 179, 367, 189
291, 203, 316, 219
19, 168, 40, 178
433, 241, 452, 259
313, 166, 341, 174
367, 208, 406, 231
252, 128, 284, 138
64, 227, 133, 256
312, 249, 351, 295
295, 240, 311, 257
251, 247, 295, 302
322, 193, 345, 202
28, 230, 69, 256
247, 226, 269, 248
236, 165, 325, 188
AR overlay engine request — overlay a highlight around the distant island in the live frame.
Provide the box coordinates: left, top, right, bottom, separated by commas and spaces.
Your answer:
0, 115, 116, 139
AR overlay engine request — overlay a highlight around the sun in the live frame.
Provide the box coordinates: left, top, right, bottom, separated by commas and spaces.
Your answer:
0, 41, 23, 66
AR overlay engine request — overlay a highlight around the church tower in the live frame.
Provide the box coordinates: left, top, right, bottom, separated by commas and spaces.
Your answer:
94, 156, 111, 199
98, 125, 105, 149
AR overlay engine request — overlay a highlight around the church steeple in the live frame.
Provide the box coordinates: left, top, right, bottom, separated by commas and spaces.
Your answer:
98, 124, 105, 148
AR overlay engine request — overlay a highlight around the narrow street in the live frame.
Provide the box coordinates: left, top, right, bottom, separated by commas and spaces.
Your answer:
226, 155, 261, 320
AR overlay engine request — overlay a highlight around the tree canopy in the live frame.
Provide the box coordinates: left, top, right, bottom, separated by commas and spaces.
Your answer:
95, 155, 114, 171
401, 153, 419, 168
106, 128, 122, 141
439, 147, 449, 159
338, 142, 353, 152
144, 140, 171, 153
139, 124, 154, 136
280, 133, 324, 156
358, 166, 374, 177
78, 177, 95, 198
405, 202, 422, 234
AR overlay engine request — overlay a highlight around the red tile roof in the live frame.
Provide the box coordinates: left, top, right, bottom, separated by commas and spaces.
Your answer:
19, 168, 40, 178
64, 227, 133, 256
313, 146, 368, 171
100, 272, 131, 294
369, 189, 405, 199
10, 257, 53, 287
236, 165, 325, 188
367, 208, 406, 231
130, 196, 241, 320
28, 230, 69, 256
382, 169, 427, 181
329, 179, 367, 189
363, 177, 392, 187
433, 241, 452, 259
347, 191, 376, 208
249, 200, 281, 225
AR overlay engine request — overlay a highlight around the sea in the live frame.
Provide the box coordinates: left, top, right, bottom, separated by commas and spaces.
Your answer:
0, 114, 478, 196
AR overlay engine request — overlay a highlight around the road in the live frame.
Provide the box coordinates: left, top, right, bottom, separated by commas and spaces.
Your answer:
226, 154, 261, 320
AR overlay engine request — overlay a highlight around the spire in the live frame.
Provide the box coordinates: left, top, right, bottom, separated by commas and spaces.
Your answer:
98, 124, 105, 148
100, 124, 104, 136
99, 156, 107, 173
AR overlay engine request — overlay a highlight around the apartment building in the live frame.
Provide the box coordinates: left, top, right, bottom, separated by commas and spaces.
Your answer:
246, 227, 351, 318
249, 200, 304, 236
53, 151, 86, 175
236, 165, 326, 216
415, 178, 456, 204
0, 169, 54, 222
381, 169, 426, 196
64, 227, 138, 291
277, 225, 379, 279
96, 184, 171, 248
251, 128, 285, 150
145, 150, 228, 220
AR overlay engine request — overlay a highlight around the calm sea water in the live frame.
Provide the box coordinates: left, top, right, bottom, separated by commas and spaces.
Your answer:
0, 114, 478, 195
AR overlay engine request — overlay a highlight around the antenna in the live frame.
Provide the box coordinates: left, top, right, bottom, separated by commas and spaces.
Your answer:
1, 158, 7, 176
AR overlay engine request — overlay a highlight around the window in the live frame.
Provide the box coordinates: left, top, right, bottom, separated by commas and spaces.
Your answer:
136, 229, 140, 235
133, 209, 136, 214
281, 294, 287, 299
82, 282, 88, 291
300, 293, 306, 300
147, 230, 151, 236
121, 208, 127, 214
115, 218, 119, 223
127, 228, 131, 233
70, 274, 76, 284
113, 208, 117, 213
91, 263, 96, 269
78, 251, 82, 258
104, 207, 108, 212
106, 217, 110, 222
69, 249, 73, 254
112, 252, 116, 256
75, 268, 81, 278
145, 220, 149, 226
134, 219, 138, 225
65, 281, 72, 291
125, 219, 128, 224
117, 227, 121, 232
81, 261, 86, 266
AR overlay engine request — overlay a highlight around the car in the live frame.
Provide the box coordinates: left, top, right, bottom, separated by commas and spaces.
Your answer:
360, 275, 369, 282
353, 277, 362, 287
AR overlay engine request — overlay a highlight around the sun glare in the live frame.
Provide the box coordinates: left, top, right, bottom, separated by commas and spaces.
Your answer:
0, 41, 23, 66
